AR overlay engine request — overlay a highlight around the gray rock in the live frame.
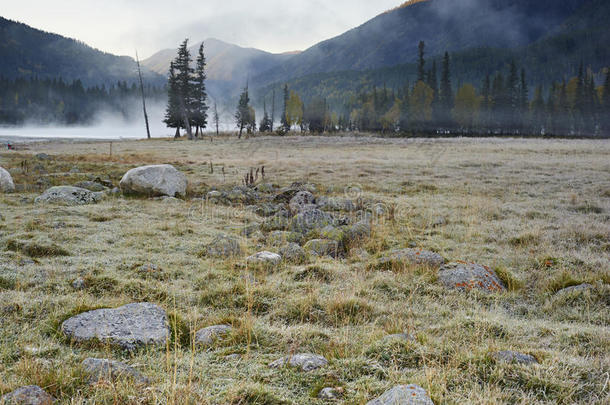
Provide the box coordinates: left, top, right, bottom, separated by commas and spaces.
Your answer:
72, 278, 86, 290
304, 239, 341, 258
35, 153, 51, 160
255, 183, 276, 194
203, 234, 243, 258
73, 181, 106, 192
279, 243, 307, 264
261, 213, 292, 232
289, 191, 316, 213
195, 324, 233, 346
555, 283, 593, 296
492, 350, 538, 365
291, 208, 334, 233
0, 166, 16, 193
269, 353, 328, 371
32, 164, 47, 174
377, 248, 444, 270
82, 358, 149, 384
269, 231, 304, 246
246, 251, 282, 269
366, 385, 433, 405
438, 262, 506, 293
249, 202, 281, 217
318, 387, 343, 400
345, 221, 371, 244
61, 303, 169, 350
1, 385, 55, 405
35, 186, 100, 205
316, 196, 356, 212
119, 164, 187, 197
69, 166, 80, 173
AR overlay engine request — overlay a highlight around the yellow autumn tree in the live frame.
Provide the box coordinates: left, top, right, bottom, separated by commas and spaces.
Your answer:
453, 83, 479, 128
286, 91, 303, 130
410, 81, 433, 124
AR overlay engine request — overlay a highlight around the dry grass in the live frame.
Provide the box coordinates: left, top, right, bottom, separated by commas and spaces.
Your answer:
0, 135, 608, 404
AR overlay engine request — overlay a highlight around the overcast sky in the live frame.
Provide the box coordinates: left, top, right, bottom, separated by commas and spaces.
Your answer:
3, 0, 404, 58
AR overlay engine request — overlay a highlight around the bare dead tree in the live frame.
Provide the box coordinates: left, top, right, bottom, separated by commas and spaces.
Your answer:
135, 51, 151, 139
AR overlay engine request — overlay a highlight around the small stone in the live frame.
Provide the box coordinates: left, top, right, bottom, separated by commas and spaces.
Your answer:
431, 216, 447, 227
555, 283, 593, 296
72, 278, 86, 290
269, 353, 328, 372
203, 234, 243, 258
303, 239, 341, 258
279, 243, 307, 264
492, 350, 538, 365
438, 262, 506, 293
366, 384, 434, 405
195, 325, 233, 346
318, 387, 343, 400
1, 385, 55, 405
61, 303, 169, 350
69, 166, 80, 173
246, 251, 282, 269
377, 249, 444, 270
289, 191, 316, 213
225, 353, 241, 361
35, 153, 51, 160
82, 358, 149, 384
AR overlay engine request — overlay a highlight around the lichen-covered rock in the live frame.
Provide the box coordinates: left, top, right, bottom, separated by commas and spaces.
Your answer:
291, 208, 334, 233
195, 324, 233, 346
269, 353, 328, 371
248, 202, 282, 217
318, 387, 343, 400
74, 181, 106, 192
35, 186, 100, 205
82, 358, 149, 384
492, 350, 538, 365
226, 186, 261, 205
261, 213, 292, 232
1, 385, 55, 405
202, 234, 243, 258
366, 385, 434, 405
345, 221, 371, 244
246, 251, 282, 269
269, 231, 304, 246
119, 164, 187, 197
0, 166, 16, 193
61, 303, 169, 350
377, 248, 444, 270
289, 191, 316, 213
279, 243, 307, 264
316, 196, 356, 212
304, 239, 341, 258
438, 262, 506, 293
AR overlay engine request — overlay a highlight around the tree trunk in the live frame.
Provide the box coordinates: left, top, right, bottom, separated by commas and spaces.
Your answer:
174, 127, 180, 138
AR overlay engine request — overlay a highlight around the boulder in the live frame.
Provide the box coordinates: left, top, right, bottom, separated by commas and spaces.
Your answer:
61, 303, 169, 350
82, 358, 149, 384
492, 350, 538, 365
291, 208, 334, 233
1, 385, 55, 405
345, 221, 372, 244
377, 249, 444, 270
35, 186, 101, 205
316, 196, 356, 212
438, 262, 506, 293
304, 239, 341, 258
246, 251, 282, 269
269, 231, 304, 246
289, 191, 315, 213
279, 243, 307, 264
202, 234, 243, 258
0, 166, 15, 193
119, 164, 187, 197
269, 353, 328, 372
261, 213, 292, 232
195, 324, 233, 346
366, 385, 433, 405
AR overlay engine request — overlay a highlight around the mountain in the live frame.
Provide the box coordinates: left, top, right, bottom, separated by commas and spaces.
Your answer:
0, 17, 164, 86
256, 0, 610, 112
254, 0, 591, 85
142, 38, 297, 86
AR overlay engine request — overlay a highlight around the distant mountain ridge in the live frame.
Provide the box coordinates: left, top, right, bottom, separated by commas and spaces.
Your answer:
0, 17, 164, 86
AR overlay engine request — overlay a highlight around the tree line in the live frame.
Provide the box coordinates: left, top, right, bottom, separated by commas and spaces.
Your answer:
0, 76, 164, 125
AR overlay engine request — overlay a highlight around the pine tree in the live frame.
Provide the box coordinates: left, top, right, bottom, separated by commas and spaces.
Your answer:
281, 84, 290, 131
417, 41, 426, 83
174, 39, 195, 139
213, 101, 219, 136
439, 52, 453, 127
602, 69, 610, 135
163, 62, 181, 138
235, 84, 251, 138
259, 100, 272, 132
520, 68, 529, 132
480, 75, 490, 132
192, 43, 208, 137
507, 60, 519, 131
